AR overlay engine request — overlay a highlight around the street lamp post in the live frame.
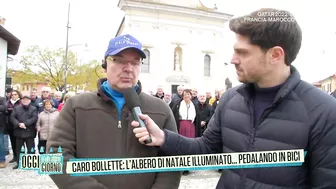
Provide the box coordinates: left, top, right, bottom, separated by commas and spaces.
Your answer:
64, 2, 89, 93
64, 2, 71, 93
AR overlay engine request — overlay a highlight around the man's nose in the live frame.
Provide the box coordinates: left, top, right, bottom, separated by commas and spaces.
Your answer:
231, 53, 241, 65
123, 62, 134, 72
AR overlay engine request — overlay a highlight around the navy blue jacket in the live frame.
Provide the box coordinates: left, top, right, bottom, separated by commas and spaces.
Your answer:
160, 66, 336, 189
35, 97, 59, 113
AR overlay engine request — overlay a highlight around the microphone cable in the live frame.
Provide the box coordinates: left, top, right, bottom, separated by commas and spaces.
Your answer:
94, 64, 102, 79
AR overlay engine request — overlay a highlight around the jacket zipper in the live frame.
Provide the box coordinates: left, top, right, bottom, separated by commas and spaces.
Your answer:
241, 98, 282, 189
240, 100, 255, 189
113, 101, 127, 156
47, 113, 50, 140
109, 99, 123, 129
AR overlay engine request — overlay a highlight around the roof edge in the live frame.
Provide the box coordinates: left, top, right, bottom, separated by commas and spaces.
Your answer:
115, 16, 125, 37
0, 25, 21, 55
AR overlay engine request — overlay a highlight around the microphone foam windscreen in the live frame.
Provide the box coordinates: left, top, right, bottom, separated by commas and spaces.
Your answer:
123, 87, 141, 109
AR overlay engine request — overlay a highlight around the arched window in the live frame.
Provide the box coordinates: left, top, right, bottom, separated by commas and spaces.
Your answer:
204, 54, 211, 76
141, 49, 150, 73
174, 46, 182, 71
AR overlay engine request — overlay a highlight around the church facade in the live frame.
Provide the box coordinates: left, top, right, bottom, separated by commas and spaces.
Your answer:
115, 0, 237, 94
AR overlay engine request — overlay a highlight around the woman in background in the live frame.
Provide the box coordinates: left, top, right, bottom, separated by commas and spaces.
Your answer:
171, 89, 202, 175
36, 99, 59, 154
6, 90, 21, 163
57, 92, 75, 112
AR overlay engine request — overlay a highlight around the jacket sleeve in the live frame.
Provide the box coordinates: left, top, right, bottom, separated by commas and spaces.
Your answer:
310, 107, 336, 188
10, 107, 20, 129
24, 107, 38, 127
151, 106, 182, 189
36, 113, 41, 131
159, 90, 234, 156
171, 102, 180, 131
46, 98, 108, 189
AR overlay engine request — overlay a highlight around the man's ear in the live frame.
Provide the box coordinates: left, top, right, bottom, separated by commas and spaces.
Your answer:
269, 46, 284, 65
101, 59, 107, 70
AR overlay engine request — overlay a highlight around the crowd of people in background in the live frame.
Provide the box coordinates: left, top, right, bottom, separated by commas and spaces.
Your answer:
0, 87, 75, 169
0, 83, 224, 172
149, 85, 226, 175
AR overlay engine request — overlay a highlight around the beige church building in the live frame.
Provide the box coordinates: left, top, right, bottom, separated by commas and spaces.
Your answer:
115, 0, 239, 94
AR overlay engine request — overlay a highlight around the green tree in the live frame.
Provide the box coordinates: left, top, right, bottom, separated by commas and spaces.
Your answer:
67, 60, 105, 92
7, 69, 46, 85
20, 45, 77, 91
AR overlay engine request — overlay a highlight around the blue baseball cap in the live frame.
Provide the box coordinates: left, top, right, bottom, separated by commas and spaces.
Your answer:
104, 34, 146, 59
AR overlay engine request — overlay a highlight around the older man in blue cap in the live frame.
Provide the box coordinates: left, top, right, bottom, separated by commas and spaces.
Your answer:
47, 34, 181, 189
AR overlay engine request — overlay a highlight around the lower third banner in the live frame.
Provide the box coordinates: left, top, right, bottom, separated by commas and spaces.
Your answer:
65, 149, 306, 176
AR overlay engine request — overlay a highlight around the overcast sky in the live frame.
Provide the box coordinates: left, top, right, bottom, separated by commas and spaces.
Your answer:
1, 0, 335, 83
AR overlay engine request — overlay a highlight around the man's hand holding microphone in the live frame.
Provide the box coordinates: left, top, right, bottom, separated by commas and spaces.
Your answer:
131, 114, 165, 147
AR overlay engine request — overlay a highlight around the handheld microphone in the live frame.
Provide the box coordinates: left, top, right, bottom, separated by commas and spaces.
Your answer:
124, 87, 152, 144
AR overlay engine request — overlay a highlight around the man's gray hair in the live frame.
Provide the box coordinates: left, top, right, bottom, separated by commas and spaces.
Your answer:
177, 85, 184, 90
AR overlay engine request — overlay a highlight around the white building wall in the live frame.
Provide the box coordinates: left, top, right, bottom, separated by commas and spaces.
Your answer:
117, 1, 239, 95
0, 38, 8, 97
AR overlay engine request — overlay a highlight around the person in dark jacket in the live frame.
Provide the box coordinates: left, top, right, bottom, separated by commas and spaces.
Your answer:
163, 92, 174, 109
5, 88, 13, 101
4, 88, 13, 155
171, 85, 184, 104
46, 34, 181, 189
6, 90, 21, 163
196, 91, 213, 133
0, 96, 7, 168
29, 88, 39, 109
131, 8, 336, 189
153, 85, 164, 99
191, 88, 199, 105
35, 87, 59, 113
10, 96, 38, 169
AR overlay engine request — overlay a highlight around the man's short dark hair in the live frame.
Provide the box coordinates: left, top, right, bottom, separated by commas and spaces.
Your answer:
6, 87, 13, 93
229, 8, 302, 66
